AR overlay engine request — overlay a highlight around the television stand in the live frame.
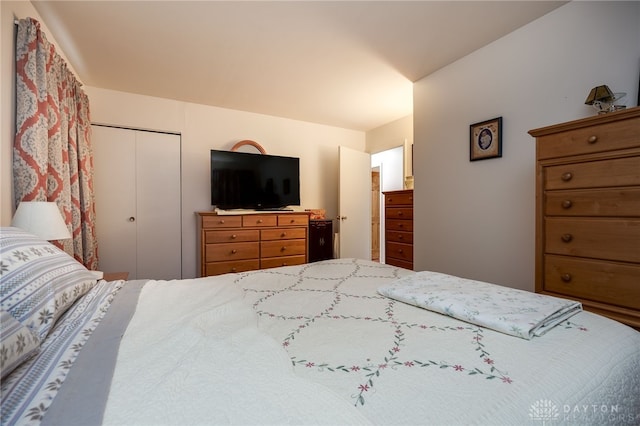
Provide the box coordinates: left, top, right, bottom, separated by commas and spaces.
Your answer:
197, 210, 311, 276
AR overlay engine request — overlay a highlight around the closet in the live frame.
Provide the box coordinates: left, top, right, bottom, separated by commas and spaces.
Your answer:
92, 125, 182, 280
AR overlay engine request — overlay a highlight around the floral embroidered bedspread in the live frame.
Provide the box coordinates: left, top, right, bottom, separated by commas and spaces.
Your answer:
240, 259, 640, 425
377, 270, 582, 339
102, 275, 369, 426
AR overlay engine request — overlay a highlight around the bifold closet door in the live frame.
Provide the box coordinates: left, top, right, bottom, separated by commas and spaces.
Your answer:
92, 125, 182, 280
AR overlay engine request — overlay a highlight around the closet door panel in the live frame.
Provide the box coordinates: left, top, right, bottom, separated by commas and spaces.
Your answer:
92, 125, 182, 280
135, 131, 182, 280
93, 126, 138, 277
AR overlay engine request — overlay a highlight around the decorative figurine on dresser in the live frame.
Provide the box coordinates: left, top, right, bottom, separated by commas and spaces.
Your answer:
529, 106, 640, 329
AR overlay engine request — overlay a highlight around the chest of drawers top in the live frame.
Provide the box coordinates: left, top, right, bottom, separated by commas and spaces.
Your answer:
529, 107, 640, 160
201, 212, 309, 229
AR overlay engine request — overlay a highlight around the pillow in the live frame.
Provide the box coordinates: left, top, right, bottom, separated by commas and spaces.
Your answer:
0, 309, 40, 379
0, 227, 98, 341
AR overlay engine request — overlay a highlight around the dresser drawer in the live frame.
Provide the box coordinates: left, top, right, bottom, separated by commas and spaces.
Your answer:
545, 217, 640, 263
278, 214, 309, 226
202, 215, 242, 229
205, 229, 259, 243
386, 241, 413, 263
261, 255, 306, 269
385, 191, 413, 206
386, 257, 413, 270
545, 156, 640, 190
386, 219, 413, 232
205, 260, 259, 276
243, 215, 277, 227
205, 242, 259, 261
262, 227, 306, 241
544, 255, 640, 310
545, 188, 640, 217
537, 117, 640, 159
386, 230, 413, 244
386, 207, 413, 220
261, 239, 306, 258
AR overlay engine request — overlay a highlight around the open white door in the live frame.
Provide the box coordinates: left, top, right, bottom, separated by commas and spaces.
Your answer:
338, 146, 371, 260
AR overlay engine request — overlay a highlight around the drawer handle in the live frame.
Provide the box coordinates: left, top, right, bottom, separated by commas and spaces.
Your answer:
398, 224, 404, 228
219, 220, 225, 224
281, 246, 287, 251
561, 172, 573, 182
231, 267, 237, 272
257, 219, 263, 224
587, 135, 598, 144
231, 249, 238, 254
281, 232, 287, 237
398, 235, 404, 240
290, 219, 296, 223
561, 200, 573, 209
561, 233, 573, 243
397, 249, 404, 254
561, 273, 572, 283
398, 211, 403, 216
231, 234, 237, 239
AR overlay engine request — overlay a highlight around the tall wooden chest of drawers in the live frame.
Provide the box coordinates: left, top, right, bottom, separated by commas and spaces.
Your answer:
384, 189, 413, 270
197, 211, 309, 276
529, 107, 640, 329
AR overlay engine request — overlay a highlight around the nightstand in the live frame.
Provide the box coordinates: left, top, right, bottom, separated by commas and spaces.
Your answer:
103, 272, 129, 281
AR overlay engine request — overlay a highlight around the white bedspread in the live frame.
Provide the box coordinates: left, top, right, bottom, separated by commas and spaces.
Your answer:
377, 270, 582, 339
102, 276, 370, 425
101, 259, 640, 425
240, 259, 640, 425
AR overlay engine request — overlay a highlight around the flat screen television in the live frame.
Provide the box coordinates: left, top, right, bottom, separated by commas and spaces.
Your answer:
211, 149, 300, 210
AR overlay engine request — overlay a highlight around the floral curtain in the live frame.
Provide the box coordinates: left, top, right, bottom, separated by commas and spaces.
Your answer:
13, 18, 98, 269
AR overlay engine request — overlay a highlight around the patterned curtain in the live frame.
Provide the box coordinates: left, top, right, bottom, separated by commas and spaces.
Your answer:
13, 18, 98, 270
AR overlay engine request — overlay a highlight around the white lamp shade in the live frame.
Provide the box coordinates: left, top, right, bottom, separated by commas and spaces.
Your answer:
11, 201, 72, 240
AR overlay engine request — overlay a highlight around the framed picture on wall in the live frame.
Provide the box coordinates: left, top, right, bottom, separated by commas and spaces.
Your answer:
470, 117, 502, 161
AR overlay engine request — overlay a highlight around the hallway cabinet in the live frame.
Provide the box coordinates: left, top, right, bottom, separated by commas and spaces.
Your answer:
92, 125, 182, 280
309, 219, 333, 262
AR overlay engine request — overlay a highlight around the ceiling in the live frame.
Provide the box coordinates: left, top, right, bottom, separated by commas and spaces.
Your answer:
32, 1, 566, 131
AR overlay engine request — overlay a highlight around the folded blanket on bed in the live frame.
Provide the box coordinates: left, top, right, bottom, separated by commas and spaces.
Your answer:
378, 271, 582, 339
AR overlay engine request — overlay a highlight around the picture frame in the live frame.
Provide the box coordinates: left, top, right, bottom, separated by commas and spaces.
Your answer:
470, 117, 502, 161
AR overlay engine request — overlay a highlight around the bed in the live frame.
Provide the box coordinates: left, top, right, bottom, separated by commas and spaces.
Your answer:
2, 227, 639, 425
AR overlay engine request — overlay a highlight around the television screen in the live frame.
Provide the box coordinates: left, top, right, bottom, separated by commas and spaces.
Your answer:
211, 150, 300, 210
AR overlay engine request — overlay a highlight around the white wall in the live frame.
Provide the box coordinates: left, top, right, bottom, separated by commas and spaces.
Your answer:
366, 114, 413, 175
371, 146, 404, 193
85, 86, 364, 279
413, 1, 640, 291
1, 0, 364, 278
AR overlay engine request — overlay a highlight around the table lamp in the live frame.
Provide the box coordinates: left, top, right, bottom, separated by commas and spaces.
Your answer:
11, 201, 71, 240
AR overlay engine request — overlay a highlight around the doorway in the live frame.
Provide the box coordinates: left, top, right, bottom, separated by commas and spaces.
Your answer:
371, 146, 405, 264
371, 169, 380, 261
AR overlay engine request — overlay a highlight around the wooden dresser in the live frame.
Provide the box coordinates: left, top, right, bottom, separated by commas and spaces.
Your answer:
197, 211, 310, 276
529, 107, 640, 329
384, 189, 414, 270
